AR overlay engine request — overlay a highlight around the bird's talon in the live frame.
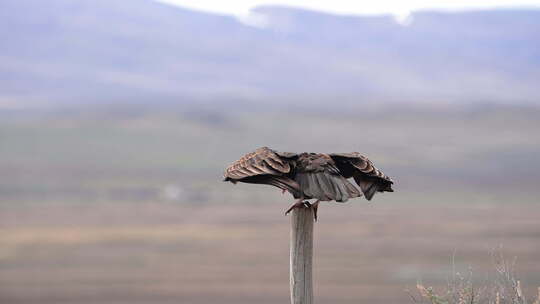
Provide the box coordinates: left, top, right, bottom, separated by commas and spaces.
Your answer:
285, 200, 310, 216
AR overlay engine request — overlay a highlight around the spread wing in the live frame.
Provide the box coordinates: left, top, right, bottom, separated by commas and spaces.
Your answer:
223, 147, 301, 197
329, 152, 394, 200
224, 147, 302, 198
224, 147, 295, 180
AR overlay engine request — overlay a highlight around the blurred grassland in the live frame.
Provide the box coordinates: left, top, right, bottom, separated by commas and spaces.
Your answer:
1, 106, 540, 304
1, 106, 539, 205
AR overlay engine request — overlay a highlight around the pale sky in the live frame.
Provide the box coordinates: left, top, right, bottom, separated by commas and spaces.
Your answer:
155, 0, 540, 18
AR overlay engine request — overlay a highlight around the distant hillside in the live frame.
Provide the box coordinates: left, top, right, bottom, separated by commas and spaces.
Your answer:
1, 0, 539, 108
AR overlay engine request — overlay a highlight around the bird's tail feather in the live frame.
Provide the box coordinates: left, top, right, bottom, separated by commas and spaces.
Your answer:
296, 172, 361, 202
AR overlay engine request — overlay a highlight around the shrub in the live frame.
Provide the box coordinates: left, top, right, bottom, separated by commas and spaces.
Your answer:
409, 251, 540, 304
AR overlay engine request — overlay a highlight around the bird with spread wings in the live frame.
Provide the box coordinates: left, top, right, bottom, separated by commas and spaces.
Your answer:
223, 147, 394, 220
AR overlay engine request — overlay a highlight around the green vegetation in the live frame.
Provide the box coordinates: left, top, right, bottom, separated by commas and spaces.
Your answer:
1, 107, 539, 205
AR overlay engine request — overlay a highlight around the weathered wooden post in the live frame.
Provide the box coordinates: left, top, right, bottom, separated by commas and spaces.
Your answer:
223, 147, 394, 303
289, 205, 314, 304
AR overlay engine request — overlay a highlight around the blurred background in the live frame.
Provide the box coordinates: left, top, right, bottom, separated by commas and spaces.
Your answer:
1, 1, 540, 303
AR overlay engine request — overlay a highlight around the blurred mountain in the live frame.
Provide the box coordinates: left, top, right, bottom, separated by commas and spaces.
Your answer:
1, 0, 540, 108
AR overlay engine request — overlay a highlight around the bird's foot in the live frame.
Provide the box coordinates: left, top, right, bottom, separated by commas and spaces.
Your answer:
284, 200, 311, 216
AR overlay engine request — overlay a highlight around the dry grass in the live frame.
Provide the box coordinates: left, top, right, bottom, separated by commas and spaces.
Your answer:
412, 252, 540, 304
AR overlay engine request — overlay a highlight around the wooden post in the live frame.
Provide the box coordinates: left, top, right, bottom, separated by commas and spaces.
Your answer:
290, 205, 314, 304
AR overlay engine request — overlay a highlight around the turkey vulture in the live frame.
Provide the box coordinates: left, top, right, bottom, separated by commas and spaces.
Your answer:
223, 147, 394, 220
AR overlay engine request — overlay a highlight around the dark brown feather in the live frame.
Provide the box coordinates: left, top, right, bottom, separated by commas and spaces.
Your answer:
224, 148, 393, 203
329, 153, 394, 200
293, 153, 362, 202
224, 147, 292, 180
224, 147, 302, 197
